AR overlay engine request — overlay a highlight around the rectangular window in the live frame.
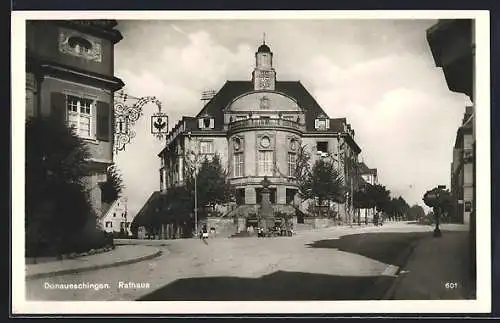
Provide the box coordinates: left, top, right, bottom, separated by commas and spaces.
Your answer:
105, 221, 112, 228
258, 151, 273, 176
317, 141, 329, 153
199, 141, 214, 155
234, 152, 244, 177
67, 95, 93, 138
288, 152, 297, 177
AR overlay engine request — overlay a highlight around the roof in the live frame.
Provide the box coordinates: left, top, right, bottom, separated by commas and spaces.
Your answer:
257, 43, 271, 53
133, 191, 162, 223
194, 80, 331, 132
357, 161, 377, 176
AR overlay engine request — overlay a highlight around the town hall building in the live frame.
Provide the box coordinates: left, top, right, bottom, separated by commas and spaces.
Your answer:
157, 41, 362, 233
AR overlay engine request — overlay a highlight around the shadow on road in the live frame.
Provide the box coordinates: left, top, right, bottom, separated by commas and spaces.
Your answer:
306, 232, 430, 267
138, 270, 393, 301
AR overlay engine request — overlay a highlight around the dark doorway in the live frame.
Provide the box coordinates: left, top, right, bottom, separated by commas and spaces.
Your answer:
286, 188, 297, 205
296, 208, 305, 224
235, 188, 245, 205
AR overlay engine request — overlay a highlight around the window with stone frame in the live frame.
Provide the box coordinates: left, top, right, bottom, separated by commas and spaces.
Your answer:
233, 152, 244, 177
316, 141, 329, 154
287, 152, 297, 177
66, 95, 93, 138
199, 141, 214, 155
258, 150, 273, 176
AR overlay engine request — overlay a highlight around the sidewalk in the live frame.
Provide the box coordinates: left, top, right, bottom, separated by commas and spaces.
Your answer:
25, 245, 163, 280
384, 224, 475, 300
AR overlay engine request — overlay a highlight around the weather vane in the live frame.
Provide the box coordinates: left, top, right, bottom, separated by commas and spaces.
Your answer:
113, 89, 168, 154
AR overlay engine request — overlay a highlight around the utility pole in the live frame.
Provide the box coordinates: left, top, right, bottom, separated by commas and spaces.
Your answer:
194, 162, 198, 235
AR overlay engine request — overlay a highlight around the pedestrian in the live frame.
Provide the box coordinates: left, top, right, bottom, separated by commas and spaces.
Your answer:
202, 224, 209, 240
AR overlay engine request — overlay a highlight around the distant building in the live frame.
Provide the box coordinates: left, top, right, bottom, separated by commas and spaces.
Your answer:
26, 20, 125, 219
155, 41, 362, 232
99, 197, 131, 236
450, 106, 474, 224
357, 161, 378, 222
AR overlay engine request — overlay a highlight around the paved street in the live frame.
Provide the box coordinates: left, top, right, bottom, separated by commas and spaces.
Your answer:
25, 222, 472, 301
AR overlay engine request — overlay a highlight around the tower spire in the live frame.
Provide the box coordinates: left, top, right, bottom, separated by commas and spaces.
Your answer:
263, 32, 266, 44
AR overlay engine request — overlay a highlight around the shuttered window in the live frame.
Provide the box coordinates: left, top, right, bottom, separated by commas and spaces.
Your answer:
67, 95, 93, 138
50, 92, 112, 142
96, 101, 111, 142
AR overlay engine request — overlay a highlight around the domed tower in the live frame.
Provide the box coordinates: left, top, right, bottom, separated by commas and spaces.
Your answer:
252, 37, 276, 91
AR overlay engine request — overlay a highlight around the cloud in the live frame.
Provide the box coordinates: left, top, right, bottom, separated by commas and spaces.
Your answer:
298, 54, 467, 207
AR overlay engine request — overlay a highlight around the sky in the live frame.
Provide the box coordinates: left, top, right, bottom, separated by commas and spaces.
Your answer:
113, 19, 470, 217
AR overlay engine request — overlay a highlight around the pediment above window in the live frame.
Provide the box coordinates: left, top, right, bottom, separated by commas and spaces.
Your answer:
314, 113, 330, 130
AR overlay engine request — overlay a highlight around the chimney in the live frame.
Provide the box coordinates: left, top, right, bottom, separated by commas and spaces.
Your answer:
201, 90, 216, 106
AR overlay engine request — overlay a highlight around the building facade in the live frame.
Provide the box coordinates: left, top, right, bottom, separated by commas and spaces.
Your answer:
99, 197, 132, 236
26, 20, 125, 219
158, 42, 361, 229
450, 106, 474, 224
358, 161, 378, 223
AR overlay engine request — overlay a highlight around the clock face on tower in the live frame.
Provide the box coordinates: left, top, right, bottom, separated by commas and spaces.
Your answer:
259, 76, 271, 89
257, 70, 273, 90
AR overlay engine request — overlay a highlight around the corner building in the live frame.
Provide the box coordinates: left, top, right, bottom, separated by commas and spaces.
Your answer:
159, 42, 361, 230
26, 20, 125, 220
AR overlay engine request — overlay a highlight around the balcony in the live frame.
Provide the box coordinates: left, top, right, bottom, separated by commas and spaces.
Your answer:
228, 118, 305, 133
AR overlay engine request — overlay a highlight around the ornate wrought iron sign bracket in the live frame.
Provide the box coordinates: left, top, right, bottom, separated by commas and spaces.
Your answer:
113, 90, 168, 154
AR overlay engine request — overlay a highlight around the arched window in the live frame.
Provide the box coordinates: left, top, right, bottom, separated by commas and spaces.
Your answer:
68, 36, 93, 54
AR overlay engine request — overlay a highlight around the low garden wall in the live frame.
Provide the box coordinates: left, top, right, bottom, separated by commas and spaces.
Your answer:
204, 217, 237, 238
304, 217, 336, 229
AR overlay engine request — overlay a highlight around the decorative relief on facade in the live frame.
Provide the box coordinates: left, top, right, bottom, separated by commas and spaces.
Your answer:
58, 29, 102, 62
289, 137, 298, 151
259, 95, 271, 109
233, 136, 244, 152
257, 133, 274, 150
260, 136, 271, 148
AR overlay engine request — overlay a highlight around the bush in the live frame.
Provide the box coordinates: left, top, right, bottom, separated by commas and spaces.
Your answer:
63, 228, 115, 254
25, 115, 95, 257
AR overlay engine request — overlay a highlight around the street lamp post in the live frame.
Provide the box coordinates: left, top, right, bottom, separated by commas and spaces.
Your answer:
194, 162, 198, 235
188, 150, 199, 236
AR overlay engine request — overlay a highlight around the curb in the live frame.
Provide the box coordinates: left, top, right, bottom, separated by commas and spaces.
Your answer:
380, 239, 420, 300
359, 239, 419, 300
26, 249, 163, 281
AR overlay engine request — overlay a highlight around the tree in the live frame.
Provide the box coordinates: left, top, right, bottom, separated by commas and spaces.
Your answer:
353, 184, 375, 209
293, 144, 312, 183
185, 154, 234, 212
100, 163, 125, 204
298, 158, 346, 215
387, 196, 410, 221
407, 204, 426, 221
370, 184, 391, 214
25, 115, 95, 257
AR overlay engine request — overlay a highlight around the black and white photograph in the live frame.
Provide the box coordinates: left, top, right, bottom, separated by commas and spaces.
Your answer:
12, 11, 491, 314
